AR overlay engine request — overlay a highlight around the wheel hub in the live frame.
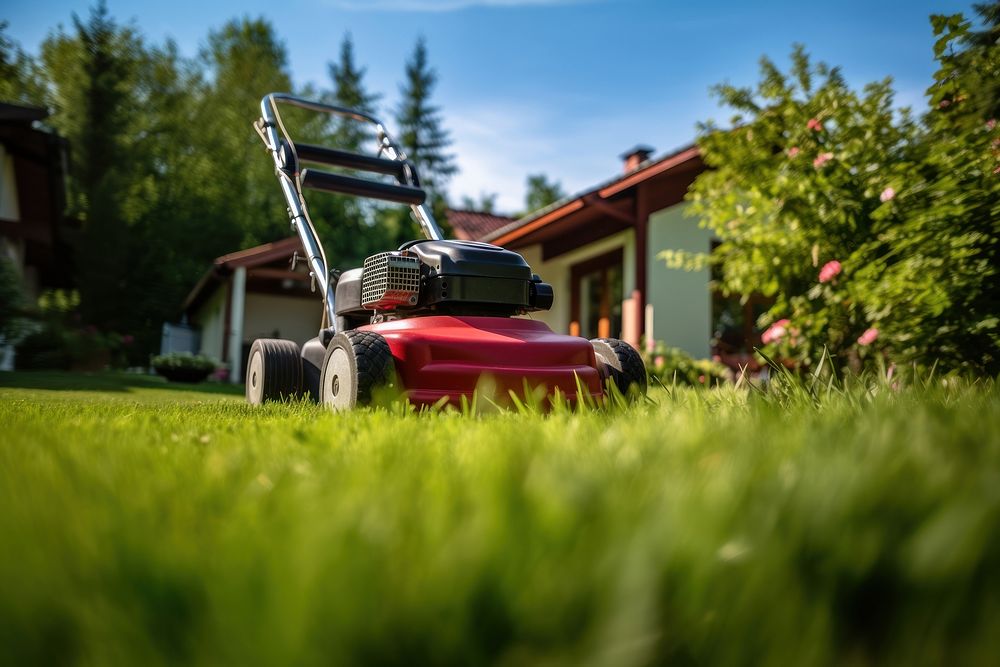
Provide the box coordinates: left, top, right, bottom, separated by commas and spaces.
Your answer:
322, 346, 354, 410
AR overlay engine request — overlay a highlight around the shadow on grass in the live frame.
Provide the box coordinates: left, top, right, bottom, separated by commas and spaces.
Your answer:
0, 370, 245, 396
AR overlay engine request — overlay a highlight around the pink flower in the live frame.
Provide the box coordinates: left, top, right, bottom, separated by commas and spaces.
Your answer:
654, 355, 665, 369
122, 334, 135, 345
818, 260, 842, 283
939, 99, 951, 109
698, 374, 706, 384
879, 187, 896, 202
787, 146, 800, 158
857, 328, 879, 346
987, 119, 997, 131
813, 152, 833, 168
807, 118, 823, 131
762, 319, 791, 345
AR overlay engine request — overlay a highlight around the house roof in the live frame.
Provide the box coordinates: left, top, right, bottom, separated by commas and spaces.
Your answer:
181, 237, 305, 312
483, 144, 701, 247
446, 209, 517, 241
0, 102, 49, 124
212, 236, 303, 269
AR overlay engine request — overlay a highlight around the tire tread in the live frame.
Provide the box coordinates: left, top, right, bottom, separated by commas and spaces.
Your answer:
590, 337, 647, 398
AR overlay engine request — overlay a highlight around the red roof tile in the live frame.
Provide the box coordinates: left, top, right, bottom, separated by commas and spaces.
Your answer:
446, 209, 517, 241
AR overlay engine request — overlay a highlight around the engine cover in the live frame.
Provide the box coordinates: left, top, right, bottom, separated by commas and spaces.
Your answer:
405, 240, 551, 313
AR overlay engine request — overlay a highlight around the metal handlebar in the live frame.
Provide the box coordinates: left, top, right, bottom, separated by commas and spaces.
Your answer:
254, 92, 444, 327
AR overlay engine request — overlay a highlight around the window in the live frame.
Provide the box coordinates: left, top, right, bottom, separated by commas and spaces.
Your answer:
570, 248, 624, 339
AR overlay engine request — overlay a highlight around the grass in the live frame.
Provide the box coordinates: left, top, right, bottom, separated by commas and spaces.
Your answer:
1, 370, 999, 666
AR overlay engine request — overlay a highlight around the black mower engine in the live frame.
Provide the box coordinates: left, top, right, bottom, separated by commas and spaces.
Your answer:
334, 240, 554, 328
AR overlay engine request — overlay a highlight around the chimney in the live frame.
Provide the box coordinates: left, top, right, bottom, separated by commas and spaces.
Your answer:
620, 145, 655, 173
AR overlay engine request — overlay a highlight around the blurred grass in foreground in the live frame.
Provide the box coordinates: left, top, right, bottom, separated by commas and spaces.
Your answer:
1, 371, 999, 666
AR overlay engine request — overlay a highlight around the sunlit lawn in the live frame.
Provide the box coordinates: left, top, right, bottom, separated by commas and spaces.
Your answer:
1, 370, 998, 666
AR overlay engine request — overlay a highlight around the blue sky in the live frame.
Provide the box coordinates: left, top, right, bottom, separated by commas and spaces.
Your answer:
4, 0, 976, 211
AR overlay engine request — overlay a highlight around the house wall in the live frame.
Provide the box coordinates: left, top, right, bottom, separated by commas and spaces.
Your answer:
242, 292, 322, 347
517, 230, 636, 334
646, 203, 713, 358
193, 286, 227, 363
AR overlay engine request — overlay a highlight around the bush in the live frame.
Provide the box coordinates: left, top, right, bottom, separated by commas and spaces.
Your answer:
150, 352, 217, 383
642, 340, 730, 387
13, 290, 134, 370
0, 254, 28, 344
681, 14, 1000, 376
14, 326, 73, 370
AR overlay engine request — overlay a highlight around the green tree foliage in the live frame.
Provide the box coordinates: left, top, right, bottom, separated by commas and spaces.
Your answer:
524, 173, 565, 214
459, 192, 498, 214
0, 254, 26, 341
199, 17, 293, 248
948, 2, 1000, 124
0, 22, 45, 104
686, 25, 1000, 374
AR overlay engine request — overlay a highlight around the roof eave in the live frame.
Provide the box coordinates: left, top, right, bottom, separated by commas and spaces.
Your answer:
485, 144, 700, 246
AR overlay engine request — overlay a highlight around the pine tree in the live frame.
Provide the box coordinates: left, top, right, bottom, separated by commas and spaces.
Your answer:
327, 33, 380, 152
395, 37, 457, 193
41, 1, 142, 331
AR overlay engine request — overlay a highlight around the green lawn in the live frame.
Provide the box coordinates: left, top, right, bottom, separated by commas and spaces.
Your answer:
1, 371, 998, 666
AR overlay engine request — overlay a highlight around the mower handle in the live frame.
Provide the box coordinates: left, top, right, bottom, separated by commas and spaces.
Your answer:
255, 93, 445, 327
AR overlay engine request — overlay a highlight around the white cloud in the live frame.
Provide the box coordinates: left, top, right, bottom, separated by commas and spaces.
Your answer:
327, 0, 596, 11
444, 97, 691, 215
444, 100, 601, 214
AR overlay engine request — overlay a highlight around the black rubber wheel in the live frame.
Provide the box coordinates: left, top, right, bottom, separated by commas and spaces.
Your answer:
246, 338, 303, 404
590, 337, 647, 399
319, 331, 395, 410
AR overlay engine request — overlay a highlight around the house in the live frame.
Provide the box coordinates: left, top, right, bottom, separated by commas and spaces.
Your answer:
0, 102, 73, 370
481, 145, 723, 359
0, 102, 72, 303
177, 236, 321, 382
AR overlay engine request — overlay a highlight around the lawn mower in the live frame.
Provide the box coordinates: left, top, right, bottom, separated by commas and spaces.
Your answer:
247, 93, 646, 409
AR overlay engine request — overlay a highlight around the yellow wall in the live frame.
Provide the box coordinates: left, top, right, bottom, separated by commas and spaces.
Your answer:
517, 229, 635, 334
647, 203, 713, 358
243, 292, 322, 346
193, 287, 227, 363
193, 286, 323, 364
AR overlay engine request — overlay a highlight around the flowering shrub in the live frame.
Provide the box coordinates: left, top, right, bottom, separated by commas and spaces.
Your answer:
642, 340, 730, 387
13, 290, 136, 370
683, 16, 1000, 375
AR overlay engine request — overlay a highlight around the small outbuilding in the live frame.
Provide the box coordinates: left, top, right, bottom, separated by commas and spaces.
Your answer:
176, 237, 321, 382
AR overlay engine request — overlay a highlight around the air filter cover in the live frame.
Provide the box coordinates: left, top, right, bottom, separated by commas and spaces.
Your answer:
361, 251, 421, 310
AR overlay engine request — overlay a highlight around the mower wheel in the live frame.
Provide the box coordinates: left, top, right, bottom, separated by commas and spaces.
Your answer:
590, 337, 647, 399
319, 330, 396, 410
246, 338, 303, 404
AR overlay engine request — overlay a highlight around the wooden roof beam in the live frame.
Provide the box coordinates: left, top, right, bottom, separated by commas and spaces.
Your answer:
581, 193, 636, 226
